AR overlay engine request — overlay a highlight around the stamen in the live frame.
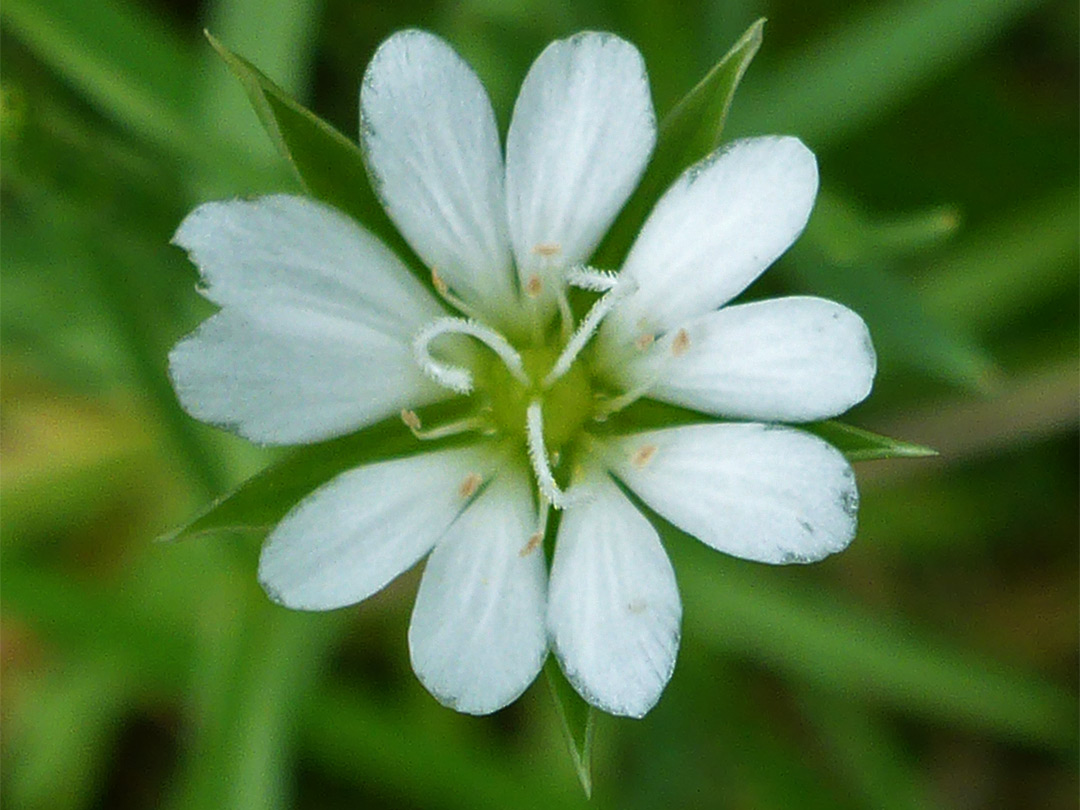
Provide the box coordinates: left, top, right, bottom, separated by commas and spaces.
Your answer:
593, 328, 688, 418
526, 400, 575, 509
671, 328, 691, 357
413, 317, 529, 394
630, 443, 658, 469
634, 332, 655, 351
524, 274, 543, 298
533, 242, 561, 257
519, 497, 550, 557
567, 266, 620, 292
458, 472, 483, 499
430, 269, 483, 320
400, 409, 494, 440
543, 278, 637, 388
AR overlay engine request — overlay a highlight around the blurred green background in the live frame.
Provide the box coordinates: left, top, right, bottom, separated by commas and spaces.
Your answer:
2, 0, 1077, 807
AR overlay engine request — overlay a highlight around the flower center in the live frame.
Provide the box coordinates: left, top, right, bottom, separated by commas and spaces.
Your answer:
484, 345, 593, 452
410, 270, 638, 507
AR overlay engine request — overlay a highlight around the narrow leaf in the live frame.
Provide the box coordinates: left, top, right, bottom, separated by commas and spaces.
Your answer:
543, 658, 596, 798
728, 0, 1043, 146
2, 0, 199, 158
593, 18, 765, 266
665, 530, 1079, 750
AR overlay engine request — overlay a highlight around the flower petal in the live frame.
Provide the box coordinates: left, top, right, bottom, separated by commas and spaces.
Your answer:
259, 446, 500, 610
173, 195, 442, 341
609, 424, 858, 564
506, 33, 655, 290
617, 297, 876, 422
548, 477, 680, 718
169, 304, 446, 444
360, 30, 517, 319
409, 467, 547, 714
606, 136, 818, 343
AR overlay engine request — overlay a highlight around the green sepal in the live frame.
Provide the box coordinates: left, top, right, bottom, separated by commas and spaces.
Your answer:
543, 657, 596, 799
803, 420, 936, 461
593, 18, 765, 267
160, 401, 482, 543
595, 399, 935, 462
204, 32, 410, 260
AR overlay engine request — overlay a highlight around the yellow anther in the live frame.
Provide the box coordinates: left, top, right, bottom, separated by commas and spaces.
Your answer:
532, 242, 561, 257
671, 329, 690, 357
519, 532, 543, 557
634, 333, 655, 351
458, 472, 483, 499
525, 274, 543, 298
630, 443, 658, 469
431, 268, 448, 295
400, 409, 422, 431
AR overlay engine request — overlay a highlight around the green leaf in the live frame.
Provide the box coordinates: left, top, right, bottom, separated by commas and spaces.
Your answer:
810, 189, 961, 263
728, 0, 1044, 147
785, 241, 996, 391
163, 402, 478, 542
593, 18, 765, 266
663, 529, 1079, 750
2, 0, 200, 158
543, 658, 596, 799
797, 691, 935, 810
805, 421, 937, 462
205, 32, 410, 257
6, 656, 132, 810
919, 188, 1080, 334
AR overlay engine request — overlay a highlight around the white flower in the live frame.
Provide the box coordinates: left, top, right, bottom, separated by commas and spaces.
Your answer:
169, 30, 876, 718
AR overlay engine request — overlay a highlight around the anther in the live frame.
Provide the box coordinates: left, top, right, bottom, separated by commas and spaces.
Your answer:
431, 269, 448, 295
634, 333, 655, 351
631, 443, 658, 469
430, 269, 483, 321
519, 496, 549, 557
458, 472, 483, 499
401, 409, 422, 431
525, 274, 543, 298
402, 410, 495, 440
671, 329, 691, 357
532, 242, 561, 257
519, 532, 543, 557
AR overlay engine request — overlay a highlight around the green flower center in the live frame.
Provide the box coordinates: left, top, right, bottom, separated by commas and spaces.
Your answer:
485, 345, 593, 452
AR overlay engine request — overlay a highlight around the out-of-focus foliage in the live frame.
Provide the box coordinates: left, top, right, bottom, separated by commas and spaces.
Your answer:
1, 0, 1076, 808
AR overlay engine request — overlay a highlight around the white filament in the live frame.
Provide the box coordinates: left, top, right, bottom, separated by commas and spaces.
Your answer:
526, 400, 575, 509
413, 317, 529, 394
567, 266, 620, 292
543, 278, 636, 388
